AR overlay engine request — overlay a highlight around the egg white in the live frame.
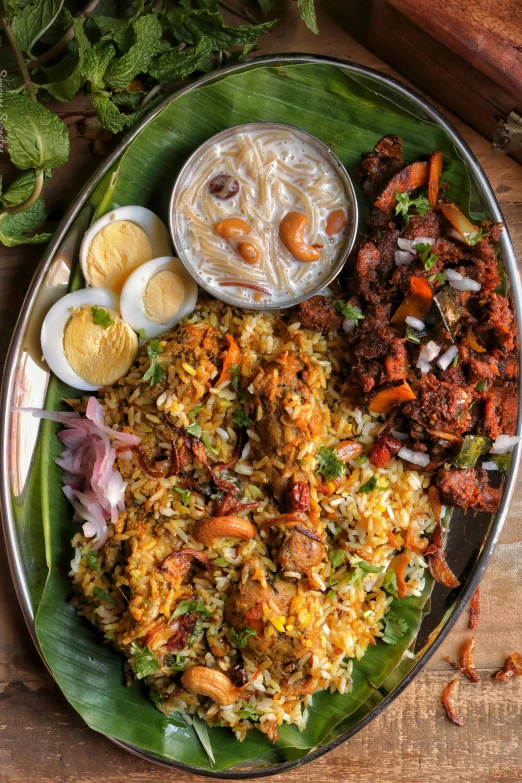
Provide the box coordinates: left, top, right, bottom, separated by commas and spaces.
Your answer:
79, 206, 173, 288
41, 288, 118, 391
120, 256, 198, 339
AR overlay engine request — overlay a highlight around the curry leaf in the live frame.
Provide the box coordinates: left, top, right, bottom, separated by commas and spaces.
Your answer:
452, 435, 491, 468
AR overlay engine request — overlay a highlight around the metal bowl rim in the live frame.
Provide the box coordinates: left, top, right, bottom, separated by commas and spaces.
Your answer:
168, 119, 358, 310
1, 52, 520, 779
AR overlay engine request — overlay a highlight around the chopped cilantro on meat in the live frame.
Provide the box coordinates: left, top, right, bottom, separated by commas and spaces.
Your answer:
232, 408, 253, 428
334, 300, 364, 323
395, 192, 430, 223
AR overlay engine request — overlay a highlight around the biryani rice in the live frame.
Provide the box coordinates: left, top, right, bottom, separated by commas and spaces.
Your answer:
68, 297, 432, 741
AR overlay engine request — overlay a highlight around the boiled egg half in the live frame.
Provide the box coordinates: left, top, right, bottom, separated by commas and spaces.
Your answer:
41, 288, 138, 391
80, 206, 172, 294
120, 256, 198, 339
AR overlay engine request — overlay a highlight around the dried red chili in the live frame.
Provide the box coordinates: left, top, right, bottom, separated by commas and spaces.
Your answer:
469, 587, 480, 630
441, 678, 464, 726
495, 652, 522, 681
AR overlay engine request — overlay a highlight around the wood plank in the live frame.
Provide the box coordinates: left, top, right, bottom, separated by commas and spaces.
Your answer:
1, 2, 522, 781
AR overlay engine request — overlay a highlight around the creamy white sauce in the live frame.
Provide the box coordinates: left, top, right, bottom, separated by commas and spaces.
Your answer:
173, 128, 351, 306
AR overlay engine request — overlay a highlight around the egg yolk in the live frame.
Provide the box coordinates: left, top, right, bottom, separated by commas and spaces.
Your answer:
143, 270, 185, 324
63, 306, 138, 386
85, 220, 152, 293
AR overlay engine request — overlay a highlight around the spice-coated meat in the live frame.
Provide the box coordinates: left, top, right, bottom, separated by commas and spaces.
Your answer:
293, 295, 343, 334
435, 466, 502, 512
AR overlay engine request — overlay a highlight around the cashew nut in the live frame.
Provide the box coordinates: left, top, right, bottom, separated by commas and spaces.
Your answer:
325, 208, 348, 236
181, 665, 237, 706
216, 217, 252, 239
192, 515, 256, 545
337, 440, 363, 462
279, 212, 321, 262
238, 241, 259, 264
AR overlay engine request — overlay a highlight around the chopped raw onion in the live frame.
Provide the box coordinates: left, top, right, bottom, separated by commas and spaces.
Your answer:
317, 285, 334, 297
417, 359, 432, 374
481, 461, 498, 471
397, 238, 414, 253
419, 340, 441, 363
391, 430, 409, 441
398, 447, 431, 467
343, 318, 356, 334
395, 250, 413, 266
414, 236, 436, 246
405, 315, 425, 330
437, 345, 459, 370
490, 434, 522, 454
445, 268, 481, 292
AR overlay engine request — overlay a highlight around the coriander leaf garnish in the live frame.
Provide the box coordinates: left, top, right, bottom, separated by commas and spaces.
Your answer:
429, 271, 446, 285
328, 548, 345, 569
229, 627, 257, 648
189, 405, 205, 420
414, 242, 438, 271
169, 654, 186, 671
382, 569, 399, 597
129, 641, 159, 678
143, 339, 164, 386
317, 445, 346, 481
172, 487, 191, 506
358, 475, 387, 494
381, 611, 408, 645
232, 408, 253, 428
186, 422, 203, 439
169, 599, 213, 624
334, 300, 364, 323
93, 586, 117, 605
395, 192, 430, 224
236, 703, 261, 722
91, 305, 114, 329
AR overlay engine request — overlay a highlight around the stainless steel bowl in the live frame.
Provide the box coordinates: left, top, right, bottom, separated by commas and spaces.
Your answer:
168, 121, 358, 309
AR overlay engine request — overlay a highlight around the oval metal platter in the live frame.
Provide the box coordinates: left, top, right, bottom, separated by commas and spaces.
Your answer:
1, 54, 521, 777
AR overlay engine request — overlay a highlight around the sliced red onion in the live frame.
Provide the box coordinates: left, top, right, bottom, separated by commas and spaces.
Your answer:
391, 430, 409, 441
405, 315, 425, 331
417, 359, 432, 375
437, 345, 459, 370
397, 447, 431, 467
343, 318, 356, 334
395, 250, 413, 266
86, 396, 141, 444
481, 461, 498, 471
490, 435, 522, 454
418, 340, 441, 364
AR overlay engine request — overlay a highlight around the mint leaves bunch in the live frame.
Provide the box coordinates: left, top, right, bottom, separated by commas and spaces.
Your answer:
0, 0, 318, 247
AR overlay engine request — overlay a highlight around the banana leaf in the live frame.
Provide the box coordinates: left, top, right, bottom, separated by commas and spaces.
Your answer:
32, 61, 471, 771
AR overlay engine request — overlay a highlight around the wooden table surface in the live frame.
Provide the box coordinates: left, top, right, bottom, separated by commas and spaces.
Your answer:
1, 3, 521, 782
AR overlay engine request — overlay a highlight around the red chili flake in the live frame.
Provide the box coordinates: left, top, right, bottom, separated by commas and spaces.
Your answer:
469, 587, 480, 630
495, 652, 522, 681
441, 678, 464, 725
